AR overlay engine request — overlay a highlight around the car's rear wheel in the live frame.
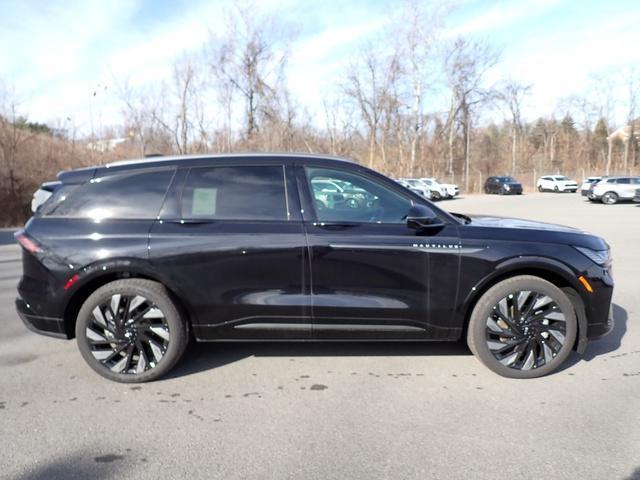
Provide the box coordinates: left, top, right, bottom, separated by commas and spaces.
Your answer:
554, 185, 560, 192
76, 279, 188, 383
537, 185, 543, 192
467, 275, 577, 379
601, 192, 618, 205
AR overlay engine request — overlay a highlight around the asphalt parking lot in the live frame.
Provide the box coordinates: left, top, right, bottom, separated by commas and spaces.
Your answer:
1, 194, 639, 480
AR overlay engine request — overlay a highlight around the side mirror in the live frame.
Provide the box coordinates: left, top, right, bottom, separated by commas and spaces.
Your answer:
406, 204, 444, 231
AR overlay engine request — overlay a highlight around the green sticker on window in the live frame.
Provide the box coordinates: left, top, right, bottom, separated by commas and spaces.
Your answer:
192, 188, 217, 216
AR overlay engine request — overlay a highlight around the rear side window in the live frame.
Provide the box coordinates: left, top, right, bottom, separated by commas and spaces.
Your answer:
617, 178, 631, 184
41, 169, 174, 220
181, 166, 288, 221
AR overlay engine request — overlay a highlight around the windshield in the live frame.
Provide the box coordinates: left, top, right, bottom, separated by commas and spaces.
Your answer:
498, 176, 516, 183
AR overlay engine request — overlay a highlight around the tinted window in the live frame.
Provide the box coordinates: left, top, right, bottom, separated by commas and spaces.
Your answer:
182, 166, 288, 221
617, 178, 631, 184
305, 167, 412, 224
41, 169, 174, 220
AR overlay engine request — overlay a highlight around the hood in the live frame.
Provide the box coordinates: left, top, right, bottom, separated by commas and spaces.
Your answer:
460, 214, 607, 250
468, 215, 581, 233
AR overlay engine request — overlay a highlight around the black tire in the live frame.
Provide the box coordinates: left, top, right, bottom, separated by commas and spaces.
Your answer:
601, 192, 618, 205
432, 191, 442, 201
554, 185, 560, 192
467, 275, 577, 379
76, 279, 188, 383
537, 185, 543, 192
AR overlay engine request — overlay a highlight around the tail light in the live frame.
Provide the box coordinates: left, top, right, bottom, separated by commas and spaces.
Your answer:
15, 230, 42, 254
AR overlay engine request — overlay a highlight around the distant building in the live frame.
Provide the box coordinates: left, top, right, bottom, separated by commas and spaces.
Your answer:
608, 118, 640, 143
86, 137, 127, 152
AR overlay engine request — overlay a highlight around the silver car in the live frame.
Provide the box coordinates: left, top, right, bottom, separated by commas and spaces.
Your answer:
590, 176, 640, 204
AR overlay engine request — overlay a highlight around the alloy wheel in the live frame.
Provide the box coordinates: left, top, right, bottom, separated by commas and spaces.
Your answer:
602, 192, 617, 205
85, 294, 171, 375
485, 290, 566, 371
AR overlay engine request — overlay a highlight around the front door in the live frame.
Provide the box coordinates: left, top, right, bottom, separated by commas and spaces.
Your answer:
297, 164, 461, 341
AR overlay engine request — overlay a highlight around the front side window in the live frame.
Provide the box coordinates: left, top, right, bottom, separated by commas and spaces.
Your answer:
41, 169, 174, 220
182, 165, 288, 221
617, 178, 631, 184
305, 167, 412, 224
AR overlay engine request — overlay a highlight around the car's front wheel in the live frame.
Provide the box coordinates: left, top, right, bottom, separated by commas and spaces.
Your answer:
76, 279, 188, 383
467, 275, 577, 378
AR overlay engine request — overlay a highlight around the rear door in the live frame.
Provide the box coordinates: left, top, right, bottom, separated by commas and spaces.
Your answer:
297, 163, 461, 341
149, 160, 309, 340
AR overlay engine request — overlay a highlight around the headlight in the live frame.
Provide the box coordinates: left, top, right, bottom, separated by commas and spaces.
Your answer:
573, 246, 610, 266
504, 184, 511, 190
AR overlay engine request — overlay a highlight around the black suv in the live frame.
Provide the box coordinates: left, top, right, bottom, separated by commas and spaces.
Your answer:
16, 154, 613, 382
484, 176, 523, 195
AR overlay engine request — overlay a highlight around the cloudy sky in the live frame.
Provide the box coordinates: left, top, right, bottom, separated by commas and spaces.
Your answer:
1, 0, 639, 132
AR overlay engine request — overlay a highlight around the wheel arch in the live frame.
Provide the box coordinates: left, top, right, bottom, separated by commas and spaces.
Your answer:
460, 258, 588, 353
62, 262, 194, 339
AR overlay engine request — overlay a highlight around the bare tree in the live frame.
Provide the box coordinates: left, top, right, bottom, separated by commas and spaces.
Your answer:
393, 0, 446, 174
495, 79, 531, 175
344, 46, 402, 169
0, 88, 35, 199
622, 68, 639, 174
208, 2, 291, 143
443, 38, 499, 189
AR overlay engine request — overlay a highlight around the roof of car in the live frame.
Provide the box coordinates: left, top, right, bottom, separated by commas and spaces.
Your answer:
105, 152, 356, 169
603, 175, 640, 180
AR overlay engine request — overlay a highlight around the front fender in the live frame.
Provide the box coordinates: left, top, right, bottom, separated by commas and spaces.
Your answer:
459, 255, 588, 352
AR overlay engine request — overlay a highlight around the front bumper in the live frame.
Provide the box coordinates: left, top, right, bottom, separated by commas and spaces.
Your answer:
15, 297, 67, 339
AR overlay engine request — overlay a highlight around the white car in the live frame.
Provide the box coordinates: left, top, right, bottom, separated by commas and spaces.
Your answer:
415, 178, 449, 200
590, 176, 640, 204
397, 179, 434, 200
422, 178, 460, 199
537, 175, 578, 193
580, 176, 602, 196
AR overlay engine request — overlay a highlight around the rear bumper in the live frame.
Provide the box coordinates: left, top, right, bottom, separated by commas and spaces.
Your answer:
15, 297, 67, 339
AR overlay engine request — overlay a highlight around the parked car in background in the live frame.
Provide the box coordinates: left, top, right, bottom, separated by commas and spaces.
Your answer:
484, 176, 523, 195
398, 178, 438, 200
537, 175, 578, 193
311, 178, 377, 210
634, 188, 640, 203
589, 176, 640, 204
396, 179, 431, 198
419, 178, 459, 199
580, 176, 603, 196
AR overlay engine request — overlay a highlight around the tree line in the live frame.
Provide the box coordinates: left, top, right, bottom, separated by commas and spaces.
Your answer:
1, 1, 638, 226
